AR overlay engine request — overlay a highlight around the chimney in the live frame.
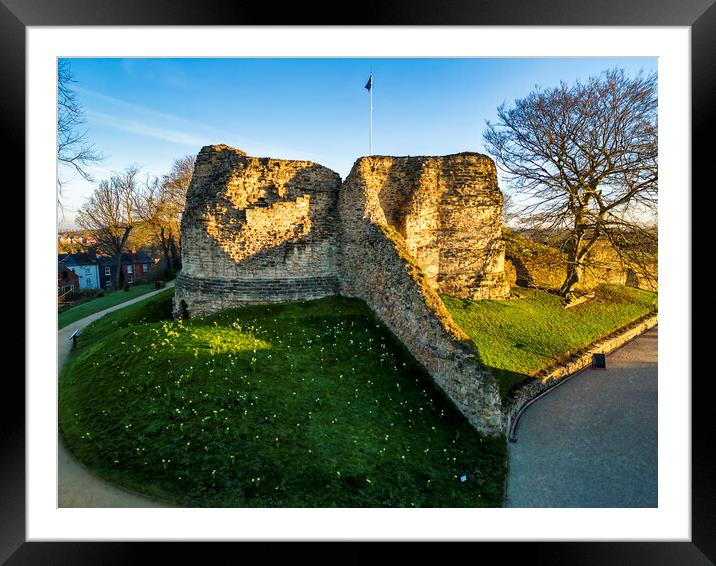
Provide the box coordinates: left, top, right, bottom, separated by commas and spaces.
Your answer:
87, 247, 97, 261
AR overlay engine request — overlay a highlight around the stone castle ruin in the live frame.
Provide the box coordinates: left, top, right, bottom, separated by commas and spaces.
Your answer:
175, 144, 511, 435
176, 146, 342, 313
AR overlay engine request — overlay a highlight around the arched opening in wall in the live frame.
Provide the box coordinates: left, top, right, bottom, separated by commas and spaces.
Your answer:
179, 299, 190, 320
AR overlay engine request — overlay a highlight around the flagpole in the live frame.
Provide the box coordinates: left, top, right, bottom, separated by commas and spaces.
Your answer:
369, 76, 373, 156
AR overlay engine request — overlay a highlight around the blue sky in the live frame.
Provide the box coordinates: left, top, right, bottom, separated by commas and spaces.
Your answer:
58, 57, 657, 229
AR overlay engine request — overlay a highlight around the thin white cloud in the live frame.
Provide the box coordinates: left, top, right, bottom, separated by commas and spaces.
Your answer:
86, 110, 206, 147
75, 86, 331, 162
75, 86, 196, 129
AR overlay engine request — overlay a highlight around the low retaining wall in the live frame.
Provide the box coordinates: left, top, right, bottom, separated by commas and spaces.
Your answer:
505, 312, 658, 438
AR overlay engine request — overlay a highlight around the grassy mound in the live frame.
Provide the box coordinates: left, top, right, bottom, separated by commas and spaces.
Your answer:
60, 295, 506, 507
442, 285, 658, 401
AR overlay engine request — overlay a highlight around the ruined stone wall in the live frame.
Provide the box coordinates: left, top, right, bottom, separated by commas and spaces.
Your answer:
344, 154, 509, 300
338, 156, 506, 435
503, 228, 658, 292
175, 145, 342, 317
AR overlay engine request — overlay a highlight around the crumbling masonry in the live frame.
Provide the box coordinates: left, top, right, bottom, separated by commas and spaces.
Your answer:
175, 145, 509, 435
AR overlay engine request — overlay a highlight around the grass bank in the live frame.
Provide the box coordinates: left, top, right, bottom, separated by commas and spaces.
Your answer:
442, 285, 658, 402
59, 294, 506, 507
59, 283, 158, 329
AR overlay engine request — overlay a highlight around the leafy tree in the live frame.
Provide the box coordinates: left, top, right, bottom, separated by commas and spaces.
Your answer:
484, 68, 657, 299
137, 176, 176, 277
161, 155, 195, 270
76, 166, 141, 290
137, 155, 195, 275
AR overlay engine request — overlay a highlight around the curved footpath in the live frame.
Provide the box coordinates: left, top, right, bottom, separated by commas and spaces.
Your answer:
506, 326, 658, 507
58, 282, 175, 508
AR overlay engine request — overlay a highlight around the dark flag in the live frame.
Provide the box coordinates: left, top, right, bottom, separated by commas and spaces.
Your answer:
365, 75, 372, 91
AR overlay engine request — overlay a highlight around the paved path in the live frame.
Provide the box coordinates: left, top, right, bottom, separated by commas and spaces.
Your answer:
506, 326, 658, 508
58, 282, 175, 508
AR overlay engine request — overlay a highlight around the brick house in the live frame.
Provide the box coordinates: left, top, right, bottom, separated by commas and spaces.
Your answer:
58, 266, 80, 292
97, 252, 155, 289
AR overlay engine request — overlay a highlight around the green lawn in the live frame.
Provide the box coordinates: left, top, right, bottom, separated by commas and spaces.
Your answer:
59, 284, 158, 329
442, 285, 658, 402
59, 292, 506, 508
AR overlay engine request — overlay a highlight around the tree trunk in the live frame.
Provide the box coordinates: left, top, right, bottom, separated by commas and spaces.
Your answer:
559, 209, 587, 300
114, 227, 132, 290
169, 233, 180, 270
114, 254, 123, 290
560, 258, 584, 300
560, 208, 604, 300
159, 226, 171, 278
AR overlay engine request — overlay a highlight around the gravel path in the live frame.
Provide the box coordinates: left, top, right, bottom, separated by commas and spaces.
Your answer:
506, 326, 658, 507
58, 282, 175, 508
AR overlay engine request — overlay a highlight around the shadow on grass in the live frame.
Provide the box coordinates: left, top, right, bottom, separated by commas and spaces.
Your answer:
468, 336, 551, 406
483, 366, 536, 406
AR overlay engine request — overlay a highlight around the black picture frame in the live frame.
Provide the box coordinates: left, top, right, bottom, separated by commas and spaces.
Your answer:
8, 0, 709, 563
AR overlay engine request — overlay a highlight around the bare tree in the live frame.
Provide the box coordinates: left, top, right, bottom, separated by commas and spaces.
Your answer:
501, 191, 518, 228
484, 68, 657, 300
76, 166, 141, 289
57, 60, 104, 197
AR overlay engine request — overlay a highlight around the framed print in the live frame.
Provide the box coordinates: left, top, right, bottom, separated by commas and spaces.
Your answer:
8, 0, 711, 563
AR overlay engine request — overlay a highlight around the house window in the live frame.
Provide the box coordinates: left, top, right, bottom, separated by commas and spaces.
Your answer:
84, 268, 91, 275
127, 265, 133, 274
127, 274, 134, 283
105, 266, 111, 275
143, 264, 149, 272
